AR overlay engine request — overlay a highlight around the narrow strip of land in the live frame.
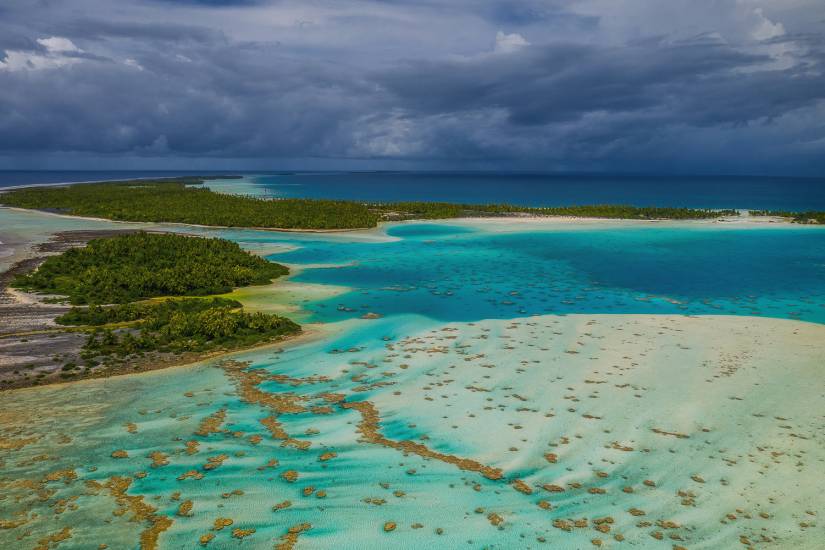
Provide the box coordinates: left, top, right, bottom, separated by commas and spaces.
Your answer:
0, 177, 751, 231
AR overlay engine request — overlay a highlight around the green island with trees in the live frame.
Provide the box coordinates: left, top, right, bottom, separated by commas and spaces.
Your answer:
0, 177, 741, 229
12, 232, 300, 372
748, 210, 825, 224
12, 231, 288, 304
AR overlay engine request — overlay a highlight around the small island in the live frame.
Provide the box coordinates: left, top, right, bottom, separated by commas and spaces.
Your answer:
2, 231, 300, 388
748, 209, 825, 224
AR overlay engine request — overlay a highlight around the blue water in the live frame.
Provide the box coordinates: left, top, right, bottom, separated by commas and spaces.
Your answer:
0, 170, 225, 188
3, 170, 825, 210
228, 223, 825, 325
4, 210, 825, 549
240, 172, 825, 210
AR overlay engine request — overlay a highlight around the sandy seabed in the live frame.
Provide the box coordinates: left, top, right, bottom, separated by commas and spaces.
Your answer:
1, 205, 823, 548
1, 312, 822, 549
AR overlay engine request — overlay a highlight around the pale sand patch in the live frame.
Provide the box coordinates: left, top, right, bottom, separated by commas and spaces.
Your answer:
1, 312, 820, 548
220, 263, 350, 321
410, 214, 812, 233
235, 241, 299, 257
365, 313, 824, 547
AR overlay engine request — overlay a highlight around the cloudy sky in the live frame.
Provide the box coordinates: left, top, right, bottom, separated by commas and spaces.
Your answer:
1, 0, 824, 175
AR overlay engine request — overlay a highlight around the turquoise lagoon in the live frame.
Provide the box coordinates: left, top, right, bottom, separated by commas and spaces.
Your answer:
1, 213, 824, 549
268, 221, 825, 324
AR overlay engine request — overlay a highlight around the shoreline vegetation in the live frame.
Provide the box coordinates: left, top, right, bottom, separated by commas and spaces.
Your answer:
0, 177, 760, 230
1, 177, 820, 388
11, 231, 289, 304
748, 209, 825, 224
3, 232, 300, 389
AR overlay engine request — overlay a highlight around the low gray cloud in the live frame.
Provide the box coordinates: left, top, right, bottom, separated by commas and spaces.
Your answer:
1, 0, 824, 174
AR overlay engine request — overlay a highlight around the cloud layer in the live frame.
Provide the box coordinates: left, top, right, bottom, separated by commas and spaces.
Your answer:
1, 0, 824, 174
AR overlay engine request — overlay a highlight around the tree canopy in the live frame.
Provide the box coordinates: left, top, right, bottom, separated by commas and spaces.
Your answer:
13, 232, 300, 369
0, 178, 738, 230
12, 231, 288, 304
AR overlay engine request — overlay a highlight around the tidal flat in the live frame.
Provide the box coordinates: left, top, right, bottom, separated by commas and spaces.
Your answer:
1, 208, 824, 549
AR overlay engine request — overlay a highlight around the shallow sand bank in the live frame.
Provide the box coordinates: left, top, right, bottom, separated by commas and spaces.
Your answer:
1, 313, 821, 549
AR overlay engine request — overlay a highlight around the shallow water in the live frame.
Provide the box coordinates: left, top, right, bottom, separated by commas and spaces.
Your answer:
1, 213, 824, 549
244, 221, 825, 325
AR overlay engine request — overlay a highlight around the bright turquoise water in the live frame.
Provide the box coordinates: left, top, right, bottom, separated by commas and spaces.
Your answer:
2, 215, 825, 550
233, 223, 825, 325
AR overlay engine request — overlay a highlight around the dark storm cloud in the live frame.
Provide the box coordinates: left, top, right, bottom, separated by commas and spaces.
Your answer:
485, 0, 598, 27
374, 0, 597, 27
377, 36, 825, 141
1, 0, 824, 174
56, 19, 227, 44
147, 0, 263, 5
376, 40, 781, 125
0, 31, 39, 52
0, 47, 370, 157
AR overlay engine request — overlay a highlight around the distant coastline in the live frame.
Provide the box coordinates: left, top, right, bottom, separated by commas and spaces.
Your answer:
3, 170, 825, 211
0, 177, 770, 232
0, 170, 241, 189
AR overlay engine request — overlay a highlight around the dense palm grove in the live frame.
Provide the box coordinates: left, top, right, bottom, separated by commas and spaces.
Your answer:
57, 298, 299, 360
12, 232, 288, 304
12, 233, 299, 369
0, 180, 381, 229
56, 296, 242, 325
0, 178, 739, 229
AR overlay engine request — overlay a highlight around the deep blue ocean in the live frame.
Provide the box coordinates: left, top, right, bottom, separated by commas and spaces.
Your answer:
2, 170, 825, 210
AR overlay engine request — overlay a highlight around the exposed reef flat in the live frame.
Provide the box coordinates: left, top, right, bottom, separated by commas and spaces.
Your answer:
1, 313, 822, 548
0, 207, 148, 274
0, 229, 146, 386
1, 205, 824, 548
0, 225, 306, 389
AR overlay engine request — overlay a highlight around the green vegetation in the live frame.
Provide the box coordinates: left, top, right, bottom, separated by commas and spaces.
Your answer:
379, 202, 737, 220
12, 232, 288, 304
749, 210, 825, 224
72, 298, 299, 358
56, 297, 242, 325
12, 232, 299, 368
796, 212, 825, 224
0, 180, 380, 229
0, 178, 737, 230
